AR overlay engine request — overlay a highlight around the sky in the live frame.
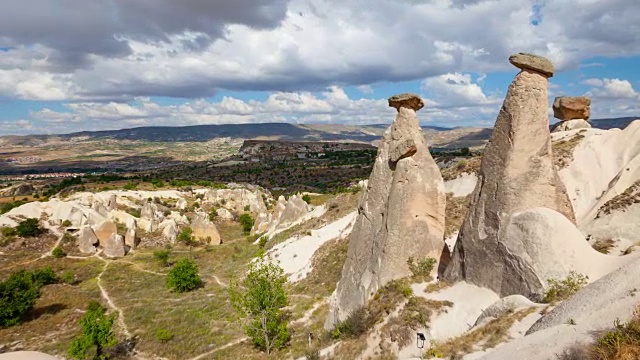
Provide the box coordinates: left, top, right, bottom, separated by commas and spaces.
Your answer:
0, 0, 640, 135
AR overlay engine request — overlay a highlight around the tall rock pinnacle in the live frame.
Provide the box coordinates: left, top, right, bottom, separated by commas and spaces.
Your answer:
325, 93, 446, 329
441, 54, 576, 300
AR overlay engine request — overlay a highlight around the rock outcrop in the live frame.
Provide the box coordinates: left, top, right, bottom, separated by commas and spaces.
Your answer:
191, 214, 221, 245
551, 119, 591, 132
77, 226, 99, 253
508, 52, 555, 78
93, 219, 118, 245
442, 54, 577, 300
104, 234, 126, 258
325, 93, 446, 329
553, 96, 590, 120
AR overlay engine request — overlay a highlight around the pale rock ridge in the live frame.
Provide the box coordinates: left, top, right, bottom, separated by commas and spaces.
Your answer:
203, 188, 268, 214
442, 54, 577, 300
325, 93, 446, 329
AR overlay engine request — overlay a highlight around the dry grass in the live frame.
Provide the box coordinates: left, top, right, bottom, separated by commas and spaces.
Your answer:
429, 307, 536, 358
596, 180, 640, 219
559, 306, 640, 360
441, 157, 482, 181
425, 281, 452, 294
553, 132, 586, 169
381, 297, 452, 348
445, 194, 471, 237
593, 239, 617, 254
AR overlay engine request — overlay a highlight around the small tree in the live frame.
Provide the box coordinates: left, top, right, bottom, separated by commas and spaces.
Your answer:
62, 220, 73, 227
229, 255, 290, 355
68, 301, 117, 360
0, 267, 58, 328
302, 195, 312, 204
16, 218, 45, 237
239, 214, 255, 235
167, 258, 202, 293
177, 227, 197, 253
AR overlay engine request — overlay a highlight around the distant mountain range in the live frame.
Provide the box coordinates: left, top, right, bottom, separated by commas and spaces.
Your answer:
1, 117, 638, 148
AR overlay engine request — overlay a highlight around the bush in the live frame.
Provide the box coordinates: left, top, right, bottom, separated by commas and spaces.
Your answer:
1, 227, 17, 238
68, 301, 117, 360
407, 257, 437, 281
543, 271, 589, 303
153, 250, 171, 267
302, 194, 312, 204
209, 208, 218, 222
0, 267, 58, 327
167, 259, 202, 293
60, 271, 75, 285
16, 218, 45, 237
52, 246, 66, 258
305, 349, 320, 360
239, 214, 255, 235
123, 182, 138, 190
332, 307, 370, 339
155, 329, 173, 342
62, 220, 73, 227
244, 205, 251, 212
258, 236, 268, 249
177, 227, 194, 244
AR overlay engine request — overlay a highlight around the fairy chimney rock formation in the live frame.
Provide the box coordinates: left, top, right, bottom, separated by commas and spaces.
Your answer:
441, 54, 576, 300
553, 96, 591, 121
325, 93, 446, 329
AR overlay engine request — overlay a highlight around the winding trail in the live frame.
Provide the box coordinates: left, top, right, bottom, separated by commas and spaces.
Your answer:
95, 258, 132, 338
186, 337, 248, 360
0, 222, 65, 271
116, 260, 167, 276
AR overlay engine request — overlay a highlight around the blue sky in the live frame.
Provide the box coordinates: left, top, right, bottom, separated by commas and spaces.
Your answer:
0, 0, 639, 135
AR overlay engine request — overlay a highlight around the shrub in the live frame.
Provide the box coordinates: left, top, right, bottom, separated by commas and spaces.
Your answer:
126, 208, 141, 218
68, 301, 117, 360
153, 250, 171, 267
239, 214, 255, 235
123, 182, 138, 190
62, 220, 73, 227
0, 267, 58, 327
244, 205, 251, 212
258, 236, 268, 249
167, 259, 202, 293
177, 227, 193, 244
52, 246, 66, 258
209, 208, 218, 222
1, 227, 17, 238
332, 307, 370, 339
60, 271, 75, 285
16, 218, 45, 237
305, 349, 320, 360
302, 194, 312, 204
407, 257, 437, 281
543, 271, 589, 303
155, 329, 173, 342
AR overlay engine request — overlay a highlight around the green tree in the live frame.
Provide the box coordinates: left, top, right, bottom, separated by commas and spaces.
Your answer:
167, 259, 202, 293
239, 214, 255, 235
16, 218, 45, 237
229, 255, 290, 355
302, 195, 311, 204
68, 301, 117, 360
52, 246, 66, 258
0, 267, 58, 328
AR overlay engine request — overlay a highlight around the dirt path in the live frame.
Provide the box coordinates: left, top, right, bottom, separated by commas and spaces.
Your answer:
95, 257, 132, 338
0, 222, 64, 271
116, 260, 167, 276
292, 299, 327, 326
186, 337, 248, 360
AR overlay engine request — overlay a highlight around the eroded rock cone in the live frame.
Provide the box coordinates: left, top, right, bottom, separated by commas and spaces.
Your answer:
441, 54, 576, 300
325, 93, 446, 329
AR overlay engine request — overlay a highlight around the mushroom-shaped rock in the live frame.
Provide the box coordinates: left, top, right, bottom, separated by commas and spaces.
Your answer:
442, 55, 577, 300
553, 96, 591, 121
509, 52, 555, 78
104, 234, 126, 258
388, 93, 424, 111
325, 92, 446, 329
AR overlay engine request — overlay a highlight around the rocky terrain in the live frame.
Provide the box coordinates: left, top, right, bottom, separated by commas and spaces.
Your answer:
3, 53, 640, 360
